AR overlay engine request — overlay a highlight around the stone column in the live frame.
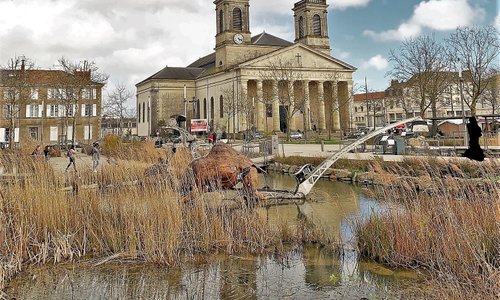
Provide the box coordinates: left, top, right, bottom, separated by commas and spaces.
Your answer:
272, 80, 280, 132
240, 79, 248, 131
340, 80, 353, 131
287, 81, 295, 131
303, 80, 311, 131
332, 81, 341, 131
256, 80, 265, 132
318, 81, 326, 130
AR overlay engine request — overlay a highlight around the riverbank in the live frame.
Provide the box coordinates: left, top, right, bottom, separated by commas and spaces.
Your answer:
268, 155, 499, 299
0, 151, 332, 294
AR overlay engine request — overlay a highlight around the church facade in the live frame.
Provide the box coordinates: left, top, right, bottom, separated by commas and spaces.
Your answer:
136, 0, 356, 137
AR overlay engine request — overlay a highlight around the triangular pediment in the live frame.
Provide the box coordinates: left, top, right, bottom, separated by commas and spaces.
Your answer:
239, 43, 356, 72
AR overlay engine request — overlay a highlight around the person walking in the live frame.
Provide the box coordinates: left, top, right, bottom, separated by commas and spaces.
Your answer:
31, 144, 40, 156
65, 145, 77, 172
43, 145, 51, 161
92, 142, 100, 172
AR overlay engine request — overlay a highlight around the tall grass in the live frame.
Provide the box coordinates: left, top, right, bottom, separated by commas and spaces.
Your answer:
101, 134, 170, 163
0, 151, 329, 291
355, 159, 499, 299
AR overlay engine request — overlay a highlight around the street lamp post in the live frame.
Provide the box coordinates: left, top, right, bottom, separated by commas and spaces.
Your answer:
459, 69, 468, 147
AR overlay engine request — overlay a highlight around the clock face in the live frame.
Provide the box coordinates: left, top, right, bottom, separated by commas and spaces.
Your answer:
233, 33, 244, 44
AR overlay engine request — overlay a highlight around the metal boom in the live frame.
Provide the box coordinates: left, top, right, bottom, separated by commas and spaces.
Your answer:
295, 117, 420, 197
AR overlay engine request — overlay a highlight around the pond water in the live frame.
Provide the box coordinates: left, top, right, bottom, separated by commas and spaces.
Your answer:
6, 174, 417, 299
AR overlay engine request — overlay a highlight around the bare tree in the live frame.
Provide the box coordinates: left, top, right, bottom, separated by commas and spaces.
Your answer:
105, 82, 134, 135
260, 57, 304, 140
447, 25, 500, 115
388, 34, 450, 120
481, 71, 499, 114
0, 56, 35, 148
56, 57, 108, 145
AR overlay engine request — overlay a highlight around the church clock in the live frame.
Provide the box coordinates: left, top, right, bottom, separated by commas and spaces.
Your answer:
233, 33, 244, 44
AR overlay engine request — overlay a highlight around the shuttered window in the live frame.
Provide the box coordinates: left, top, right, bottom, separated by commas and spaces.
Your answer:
233, 8, 242, 31
298, 16, 304, 38
312, 14, 321, 36
219, 10, 224, 33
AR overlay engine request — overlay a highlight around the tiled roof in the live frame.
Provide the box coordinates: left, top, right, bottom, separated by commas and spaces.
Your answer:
251, 32, 293, 47
353, 91, 386, 101
138, 32, 293, 85
0, 69, 101, 85
136, 67, 205, 86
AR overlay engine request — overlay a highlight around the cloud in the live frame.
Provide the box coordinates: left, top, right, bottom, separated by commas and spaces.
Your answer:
332, 0, 371, 10
362, 55, 389, 70
495, 14, 500, 30
363, 0, 485, 41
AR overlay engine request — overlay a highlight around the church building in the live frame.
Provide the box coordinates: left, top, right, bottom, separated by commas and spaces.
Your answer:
136, 0, 356, 137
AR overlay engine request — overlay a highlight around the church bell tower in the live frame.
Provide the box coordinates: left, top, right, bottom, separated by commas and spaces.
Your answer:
214, 0, 252, 69
292, 0, 331, 55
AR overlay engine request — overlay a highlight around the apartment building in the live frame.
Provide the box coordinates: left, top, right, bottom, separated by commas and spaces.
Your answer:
0, 66, 102, 147
353, 75, 495, 130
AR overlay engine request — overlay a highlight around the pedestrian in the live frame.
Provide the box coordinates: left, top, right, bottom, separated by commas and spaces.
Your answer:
208, 132, 214, 144
65, 145, 77, 172
463, 117, 485, 161
31, 144, 40, 156
92, 142, 100, 172
43, 145, 51, 161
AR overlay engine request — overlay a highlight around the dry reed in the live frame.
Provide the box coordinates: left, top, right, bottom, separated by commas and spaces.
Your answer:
355, 158, 500, 300
0, 150, 329, 291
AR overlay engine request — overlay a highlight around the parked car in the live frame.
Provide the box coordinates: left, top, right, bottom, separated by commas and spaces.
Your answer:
290, 131, 303, 139
411, 119, 429, 133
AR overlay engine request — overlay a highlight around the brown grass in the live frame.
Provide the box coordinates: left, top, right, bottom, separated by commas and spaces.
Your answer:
101, 134, 170, 163
0, 150, 330, 291
355, 159, 500, 300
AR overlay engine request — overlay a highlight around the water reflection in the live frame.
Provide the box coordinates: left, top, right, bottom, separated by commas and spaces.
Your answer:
7, 175, 413, 299
258, 174, 370, 241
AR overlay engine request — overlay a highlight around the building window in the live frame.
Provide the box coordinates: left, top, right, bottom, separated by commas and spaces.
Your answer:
49, 105, 59, 117
298, 16, 304, 38
3, 89, 19, 100
82, 88, 97, 99
219, 96, 224, 118
202, 98, 207, 119
138, 103, 141, 123
312, 14, 321, 36
219, 10, 224, 33
233, 7, 242, 31
30, 88, 38, 100
29, 104, 39, 118
84, 104, 92, 116
210, 97, 214, 120
142, 102, 145, 123
3, 105, 19, 118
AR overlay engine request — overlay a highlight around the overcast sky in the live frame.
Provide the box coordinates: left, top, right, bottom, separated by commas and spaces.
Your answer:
0, 0, 498, 107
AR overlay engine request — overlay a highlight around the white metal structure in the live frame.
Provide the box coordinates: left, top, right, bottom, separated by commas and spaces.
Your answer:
294, 117, 419, 197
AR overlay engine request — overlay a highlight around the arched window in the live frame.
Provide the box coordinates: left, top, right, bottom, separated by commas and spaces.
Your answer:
138, 103, 141, 123
233, 7, 242, 31
312, 14, 321, 36
219, 95, 224, 118
210, 97, 215, 120
298, 16, 304, 38
203, 98, 207, 119
219, 10, 224, 33
142, 102, 145, 123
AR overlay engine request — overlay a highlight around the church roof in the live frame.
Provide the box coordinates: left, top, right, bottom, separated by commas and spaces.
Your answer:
251, 32, 293, 47
137, 32, 297, 86
187, 32, 292, 69
136, 67, 205, 86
